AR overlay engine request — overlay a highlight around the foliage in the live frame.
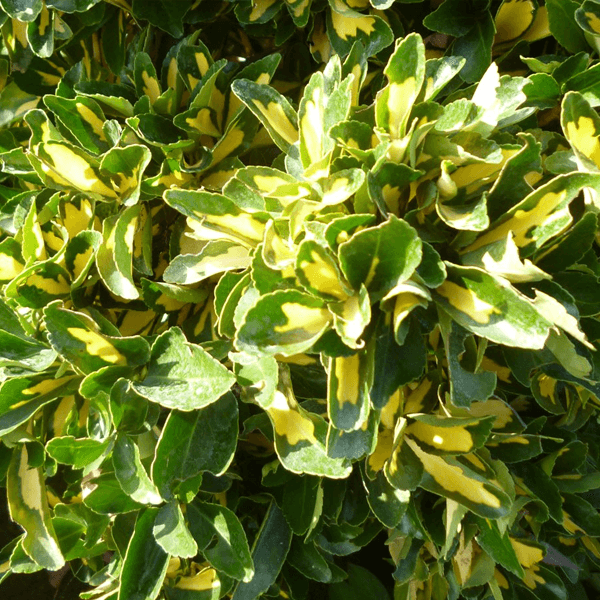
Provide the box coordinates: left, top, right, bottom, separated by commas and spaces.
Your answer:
2, 1, 600, 600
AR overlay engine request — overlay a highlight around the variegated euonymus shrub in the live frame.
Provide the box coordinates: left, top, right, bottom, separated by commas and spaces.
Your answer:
3, 1, 600, 599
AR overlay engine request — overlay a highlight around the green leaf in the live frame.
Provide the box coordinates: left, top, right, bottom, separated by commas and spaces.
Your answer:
45, 436, 110, 470
43, 302, 150, 374
151, 392, 238, 499
282, 475, 321, 535
475, 517, 524, 578
376, 33, 425, 140
44, 95, 110, 155
163, 240, 251, 286
119, 508, 170, 600
131, 0, 189, 38
265, 366, 351, 478
328, 352, 370, 432
0, 374, 79, 437
330, 564, 391, 600
452, 12, 495, 83
407, 439, 512, 518
153, 501, 198, 559
423, 0, 479, 37
46, 0, 100, 11
27, 5, 53, 58
7, 444, 64, 570
287, 538, 332, 583
231, 79, 299, 152
338, 215, 422, 302
326, 5, 394, 58
0, 329, 56, 371
187, 501, 254, 581
547, 0, 588, 54
132, 327, 235, 411
100, 145, 151, 205
434, 264, 552, 349
236, 289, 332, 357
439, 313, 497, 408
83, 473, 145, 514
362, 469, 409, 528
164, 188, 269, 248
231, 501, 292, 600
113, 433, 162, 505
0, 0, 42, 22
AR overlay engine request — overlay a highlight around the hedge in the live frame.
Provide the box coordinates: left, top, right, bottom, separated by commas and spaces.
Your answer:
2, 1, 600, 599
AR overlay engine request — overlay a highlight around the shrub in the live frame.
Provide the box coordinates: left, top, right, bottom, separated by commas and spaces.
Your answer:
2, 1, 600, 599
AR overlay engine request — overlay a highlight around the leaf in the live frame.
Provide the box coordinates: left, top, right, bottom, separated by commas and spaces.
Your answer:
452, 12, 495, 83
45, 436, 110, 470
7, 444, 64, 570
0, 0, 42, 22
43, 302, 150, 374
406, 414, 495, 456
376, 33, 425, 140
0, 329, 57, 372
30, 140, 117, 198
486, 133, 542, 222
130, 0, 190, 38
494, 0, 537, 45
434, 264, 552, 349
576, 1, 600, 36
153, 501, 198, 559
231, 502, 292, 600
462, 172, 600, 258
113, 434, 162, 505
118, 508, 170, 600
475, 517, 524, 578
83, 473, 145, 515
338, 215, 422, 302
100, 145, 151, 205
44, 95, 110, 155
370, 312, 425, 410
546, 0, 588, 54
281, 475, 321, 535
235, 289, 332, 357
234, 0, 283, 24
424, 0, 479, 36
231, 79, 299, 152
406, 439, 512, 519
187, 501, 254, 581
27, 5, 53, 58
151, 392, 238, 500
164, 188, 270, 248
326, 5, 394, 58
96, 205, 141, 299
287, 538, 332, 583
561, 91, 600, 171
328, 352, 370, 432
163, 241, 251, 286
330, 564, 391, 600
439, 313, 497, 408
132, 327, 235, 411
265, 366, 351, 478
362, 468, 409, 528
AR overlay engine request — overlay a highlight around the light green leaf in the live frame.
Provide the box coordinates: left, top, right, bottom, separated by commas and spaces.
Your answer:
133, 327, 235, 411
153, 501, 198, 559
187, 501, 254, 582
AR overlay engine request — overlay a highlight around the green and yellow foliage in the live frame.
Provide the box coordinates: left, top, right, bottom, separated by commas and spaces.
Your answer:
2, 1, 600, 599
